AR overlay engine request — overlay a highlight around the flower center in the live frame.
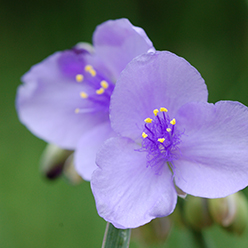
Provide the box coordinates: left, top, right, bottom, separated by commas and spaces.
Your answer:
141, 107, 182, 167
58, 50, 114, 114
74, 64, 115, 114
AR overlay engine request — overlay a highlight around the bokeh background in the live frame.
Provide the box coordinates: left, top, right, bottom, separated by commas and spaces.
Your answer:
1, 0, 248, 247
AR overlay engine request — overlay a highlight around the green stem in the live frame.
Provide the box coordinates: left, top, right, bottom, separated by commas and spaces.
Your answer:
101, 222, 131, 248
191, 229, 210, 248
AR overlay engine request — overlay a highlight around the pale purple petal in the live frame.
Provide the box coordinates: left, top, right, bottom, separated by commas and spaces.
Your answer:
91, 137, 177, 229
93, 18, 154, 80
174, 101, 248, 198
110, 51, 208, 140
74, 122, 114, 181
16, 51, 109, 149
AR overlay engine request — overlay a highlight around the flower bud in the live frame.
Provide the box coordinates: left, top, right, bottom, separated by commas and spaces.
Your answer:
132, 217, 172, 245
63, 154, 83, 185
74, 42, 94, 54
40, 143, 73, 179
208, 192, 248, 235
175, 185, 187, 199
184, 195, 213, 230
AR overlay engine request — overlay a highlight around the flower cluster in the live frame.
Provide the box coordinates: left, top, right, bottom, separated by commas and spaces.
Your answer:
16, 19, 248, 230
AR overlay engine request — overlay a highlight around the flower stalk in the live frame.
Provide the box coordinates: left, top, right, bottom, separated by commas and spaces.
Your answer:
191, 229, 210, 248
101, 222, 131, 248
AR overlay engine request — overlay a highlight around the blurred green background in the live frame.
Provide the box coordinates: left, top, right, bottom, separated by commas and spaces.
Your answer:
1, 0, 248, 247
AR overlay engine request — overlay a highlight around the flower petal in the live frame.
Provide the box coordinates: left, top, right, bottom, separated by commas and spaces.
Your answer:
174, 101, 248, 198
74, 122, 114, 181
110, 51, 208, 140
93, 18, 154, 80
91, 137, 177, 229
16, 51, 109, 149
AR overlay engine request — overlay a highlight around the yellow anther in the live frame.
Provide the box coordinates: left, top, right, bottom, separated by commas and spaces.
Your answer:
100, 80, 109, 89
153, 109, 159, 116
170, 118, 176, 125
144, 118, 153, 123
85, 65, 96, 77
75, 74, 84, 82
160, 107, 168, 112
166, 128, 171, 132
80, 91, 88, 99
90, 69, 96, 77
85, 65, 93, 71
75, 108, 80, 114
142, 132, 148, 138
158, 138, 165, 143
96, 88, 105, 95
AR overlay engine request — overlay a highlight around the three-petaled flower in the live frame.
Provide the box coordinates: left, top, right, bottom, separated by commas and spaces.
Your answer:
91, 51, 248, 229
16, 18, 154, 180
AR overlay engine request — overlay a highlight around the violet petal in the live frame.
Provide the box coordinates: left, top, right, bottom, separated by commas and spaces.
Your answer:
110, 51, 208, 140
174, 101, 248, 198
91, 137, 177, 229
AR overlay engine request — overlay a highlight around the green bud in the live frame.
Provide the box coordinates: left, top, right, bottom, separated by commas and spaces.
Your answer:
75, 42, 94, 54
208, 192, 248, 235
175, 185, 187, 199
40, 143, 73, 180
184, 195, 213, 230
63, 154, 83, 185
132, 217, 172, 246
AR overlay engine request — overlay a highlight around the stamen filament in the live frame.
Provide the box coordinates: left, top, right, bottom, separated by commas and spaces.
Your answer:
145, 124, 154, 135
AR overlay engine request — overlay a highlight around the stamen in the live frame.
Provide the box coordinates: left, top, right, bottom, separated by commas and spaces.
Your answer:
158, 138, 165, 143
80, 91, 88, 99
160, 107, 168, 112
141, 107, 182, 167
144, 118, 153, 123
96, 88, 105, 95
170, 119, 176, 125
100, 80, 109, 89
75, 108, 80, 114
75, 74, 83, 82
85, 65, 96, 77
142, 132, 148, 138
153, 109, 159, 116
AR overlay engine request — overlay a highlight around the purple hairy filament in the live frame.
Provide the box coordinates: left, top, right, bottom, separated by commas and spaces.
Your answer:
58, 50, 115, 113
76, 65, 115, 110
141, 108, 182, 167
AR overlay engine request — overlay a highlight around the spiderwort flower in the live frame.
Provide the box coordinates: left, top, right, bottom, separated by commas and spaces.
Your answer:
91, 51, 248, 229
16, 19, 154, 180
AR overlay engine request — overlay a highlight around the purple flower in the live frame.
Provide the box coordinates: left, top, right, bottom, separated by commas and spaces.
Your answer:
16, 19, 154, 180
91, 51, 248, 229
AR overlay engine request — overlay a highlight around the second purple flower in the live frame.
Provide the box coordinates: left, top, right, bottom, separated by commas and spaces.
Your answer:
16, 18, 154, 180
